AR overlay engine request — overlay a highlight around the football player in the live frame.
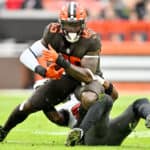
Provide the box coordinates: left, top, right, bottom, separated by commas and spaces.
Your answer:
0, 1, 118, 142
46, 94, 150, 146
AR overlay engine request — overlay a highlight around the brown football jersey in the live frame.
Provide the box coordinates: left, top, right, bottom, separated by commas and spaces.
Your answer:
42, 22, 102, 75
42, 23, 101, 58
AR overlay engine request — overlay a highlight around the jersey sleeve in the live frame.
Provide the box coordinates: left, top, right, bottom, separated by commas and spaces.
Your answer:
20, 40, 47, 71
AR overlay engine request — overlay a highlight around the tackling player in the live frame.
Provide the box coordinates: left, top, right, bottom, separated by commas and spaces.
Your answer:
46, 93, 150, 146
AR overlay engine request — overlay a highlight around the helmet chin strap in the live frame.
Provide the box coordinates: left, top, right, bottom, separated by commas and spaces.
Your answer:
65, 32, 80, 43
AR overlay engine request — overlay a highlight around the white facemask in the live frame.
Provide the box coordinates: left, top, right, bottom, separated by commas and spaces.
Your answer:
65, 32, 80, 43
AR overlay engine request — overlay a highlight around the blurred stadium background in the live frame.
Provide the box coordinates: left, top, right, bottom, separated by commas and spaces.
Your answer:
0, 0, 150, 93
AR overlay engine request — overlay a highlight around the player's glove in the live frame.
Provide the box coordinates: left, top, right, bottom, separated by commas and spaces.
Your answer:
35, 63, 64, 79
42, 45, 58, 62
43, 44, 70, 69
45, 63, 64, 79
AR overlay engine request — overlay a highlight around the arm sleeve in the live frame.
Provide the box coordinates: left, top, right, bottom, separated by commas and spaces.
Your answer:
19, 40, 47, 71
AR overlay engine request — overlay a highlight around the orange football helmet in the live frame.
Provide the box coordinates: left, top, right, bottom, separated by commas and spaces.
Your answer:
59, 2, 87, 43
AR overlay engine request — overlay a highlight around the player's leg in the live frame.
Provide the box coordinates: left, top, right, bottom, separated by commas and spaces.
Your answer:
0, 82, 51, 142
105, 97, 150, 145
75, 80, 105, 110
66, 95, 113, 146
79, 94, 113, 133
81, 94, 113, 145
0, 76, 79, 142
72, 80, 106, 129
66, 81, 113, 146
65, 81, 103, 146
43, 75, 80, 124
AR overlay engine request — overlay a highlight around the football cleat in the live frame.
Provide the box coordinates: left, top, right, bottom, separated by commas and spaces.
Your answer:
65, 128, 84, 146
145, 114, 150, 128
0, 126, 7, 142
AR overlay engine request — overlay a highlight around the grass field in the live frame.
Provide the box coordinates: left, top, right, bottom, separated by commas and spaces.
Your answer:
0, 90, 150, 150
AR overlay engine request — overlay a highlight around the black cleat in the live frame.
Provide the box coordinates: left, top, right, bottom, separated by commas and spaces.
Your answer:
65, 128, 83, 146
0, 126, 7, 142
145, 115, 150, 128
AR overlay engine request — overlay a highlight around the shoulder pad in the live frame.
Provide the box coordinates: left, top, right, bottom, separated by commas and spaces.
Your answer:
81, 28, 96, 39
49, 23, 61, 33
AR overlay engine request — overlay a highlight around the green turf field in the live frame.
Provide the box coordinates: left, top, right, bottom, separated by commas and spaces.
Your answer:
0, 90, 150, 150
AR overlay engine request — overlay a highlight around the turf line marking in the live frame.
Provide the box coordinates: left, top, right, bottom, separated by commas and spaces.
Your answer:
34, 131, 67, 135
14, 129, 150, 137
15, 129, 68, 135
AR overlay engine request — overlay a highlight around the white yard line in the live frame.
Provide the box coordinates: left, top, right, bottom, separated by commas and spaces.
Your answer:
15, 128, 67, 136
13, 129, 150, 138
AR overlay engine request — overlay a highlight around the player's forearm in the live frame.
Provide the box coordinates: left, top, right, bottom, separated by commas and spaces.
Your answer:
55, 55, 94, 83
65, 64, 94, 84
66, 66, 119, 100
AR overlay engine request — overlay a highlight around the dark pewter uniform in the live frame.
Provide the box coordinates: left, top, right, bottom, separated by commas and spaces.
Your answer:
61, 96, 150, 145
83, 97, 150, 145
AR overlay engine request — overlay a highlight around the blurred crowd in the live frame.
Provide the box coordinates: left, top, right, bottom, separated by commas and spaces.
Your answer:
0, 0, 150, 21
1, 0, 150, 42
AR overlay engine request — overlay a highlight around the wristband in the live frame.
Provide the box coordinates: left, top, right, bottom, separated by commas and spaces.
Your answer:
35, 65, 46, 77
105, 83, 113, 95
56, 54, 71, 69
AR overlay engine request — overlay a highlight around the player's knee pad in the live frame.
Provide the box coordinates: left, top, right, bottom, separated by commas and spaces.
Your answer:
80, 91, 98, 110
